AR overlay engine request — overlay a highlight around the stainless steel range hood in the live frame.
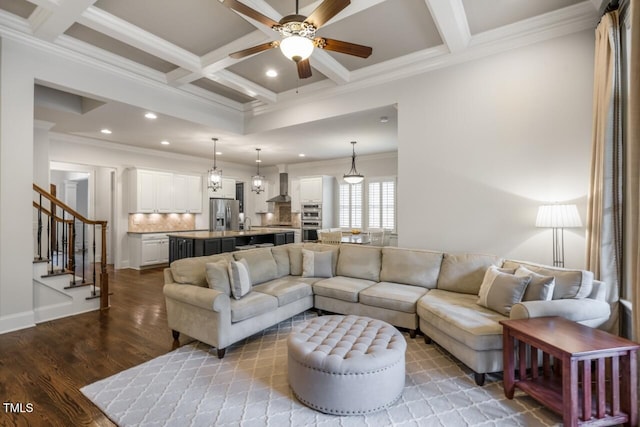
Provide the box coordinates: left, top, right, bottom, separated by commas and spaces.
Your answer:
266, 173, 291, 203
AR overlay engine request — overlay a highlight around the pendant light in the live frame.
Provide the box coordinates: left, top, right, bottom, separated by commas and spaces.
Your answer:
207, 137, 222, 191
251, 148, 265, 194
343, 141, 364, 184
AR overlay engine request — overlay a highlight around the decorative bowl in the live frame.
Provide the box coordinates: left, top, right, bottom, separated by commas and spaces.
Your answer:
351, 229, 361, 235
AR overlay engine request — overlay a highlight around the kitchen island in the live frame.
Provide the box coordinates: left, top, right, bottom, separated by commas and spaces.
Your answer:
167, 229, 295, 262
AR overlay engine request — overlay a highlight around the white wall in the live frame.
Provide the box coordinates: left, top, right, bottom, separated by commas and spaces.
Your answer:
0, 39, 36, 332
247, 30, 595, 268
397, 31, 594, 267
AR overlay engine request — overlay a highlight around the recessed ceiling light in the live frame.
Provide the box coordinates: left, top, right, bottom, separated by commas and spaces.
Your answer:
380, 116, 389, 123
266, 69, 278, 78
216, 151, 222, 155
161, 140, 170, 145
100, 128, 112, 134
298, 153, 306, 157
145, 112, 158, 119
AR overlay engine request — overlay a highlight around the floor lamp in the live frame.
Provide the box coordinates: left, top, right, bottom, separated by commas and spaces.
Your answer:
535, 204, 582, 268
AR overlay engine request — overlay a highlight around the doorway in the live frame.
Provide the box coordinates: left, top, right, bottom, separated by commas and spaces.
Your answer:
50, 162, 116, 265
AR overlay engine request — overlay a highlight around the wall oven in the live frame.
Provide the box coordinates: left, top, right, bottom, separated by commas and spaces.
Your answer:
302, 203, 323, 241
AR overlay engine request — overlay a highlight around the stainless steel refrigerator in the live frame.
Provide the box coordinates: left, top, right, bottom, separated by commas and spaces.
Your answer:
209, 198, 240, 231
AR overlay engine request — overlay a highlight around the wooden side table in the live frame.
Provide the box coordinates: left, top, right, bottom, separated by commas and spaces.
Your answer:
500, 316, 638, 427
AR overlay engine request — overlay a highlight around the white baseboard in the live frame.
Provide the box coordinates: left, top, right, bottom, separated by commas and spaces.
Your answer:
0, 310, 36, 335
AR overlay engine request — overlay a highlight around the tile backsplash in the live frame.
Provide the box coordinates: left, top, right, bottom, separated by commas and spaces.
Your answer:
129, 213, 195, 232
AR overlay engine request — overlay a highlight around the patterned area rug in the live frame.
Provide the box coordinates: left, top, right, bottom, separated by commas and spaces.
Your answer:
81, 312, 561, 426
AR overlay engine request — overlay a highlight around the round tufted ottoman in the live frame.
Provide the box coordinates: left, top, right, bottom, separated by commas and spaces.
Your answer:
287, 315, 406, 415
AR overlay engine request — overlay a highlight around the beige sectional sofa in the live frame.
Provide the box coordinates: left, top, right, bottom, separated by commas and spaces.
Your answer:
163, 242, 610, 384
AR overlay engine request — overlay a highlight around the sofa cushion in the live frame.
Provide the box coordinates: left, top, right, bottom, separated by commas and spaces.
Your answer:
337, 245, 382, 282
228, 259, 251, 299
271, 245, 290, 278
205, 260, 231, 296
417, 289, 505, 351
380, 247, 443, 289
437, 253, 502, 295
302, 249, 333, 278
359, 282, 429, 313
477, 266, 531, 316
515, 266, 555, 301
313, 276, 376, 303
253, 277, 313, 307
229, 291, 278, 322
170, 253, 234, 287
233, 248, 278, 285
289, 243, 339, 276
503, 260, 593, 299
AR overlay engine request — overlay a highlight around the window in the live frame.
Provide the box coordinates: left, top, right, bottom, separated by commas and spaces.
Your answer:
339, 183, 362, 228
368, 178, 395, 230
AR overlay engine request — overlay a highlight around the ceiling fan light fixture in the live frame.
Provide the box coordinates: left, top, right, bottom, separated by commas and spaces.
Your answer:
207, 138, 223, 191
343, 141, 364, 184
280, 35, 314, 62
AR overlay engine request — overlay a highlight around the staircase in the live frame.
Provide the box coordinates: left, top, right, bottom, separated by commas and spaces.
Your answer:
32, 183, 109, 322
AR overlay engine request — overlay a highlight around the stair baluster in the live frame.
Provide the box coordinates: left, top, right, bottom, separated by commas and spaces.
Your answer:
62, 210, 67, 273
37, 194, 43, 261
92, 224, 96, 297
46, 209, 51, 268
81, 222, 86, 284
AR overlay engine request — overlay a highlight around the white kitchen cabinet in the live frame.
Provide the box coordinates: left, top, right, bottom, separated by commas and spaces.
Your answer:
253, 182, 271, 213
208, 177, 236, 199
129, 233, 169, 269
174, 174, 203, 213
300, 176, 323, 203
290, 179, 301, 212
129, 168, 174, 213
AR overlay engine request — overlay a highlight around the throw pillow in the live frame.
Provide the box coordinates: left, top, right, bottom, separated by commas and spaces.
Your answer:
205, 260, 231, 295
302, 249, 333, 278
477, 266, 531, 316
515, 266, 555, 301
228, 259, 251, 300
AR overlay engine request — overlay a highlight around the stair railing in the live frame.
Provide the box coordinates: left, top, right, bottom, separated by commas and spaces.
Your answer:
33, 183, 109, 311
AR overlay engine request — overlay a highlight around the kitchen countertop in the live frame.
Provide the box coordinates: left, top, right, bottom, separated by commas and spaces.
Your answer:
166, 229, 296, 239
128, 229, 207, 235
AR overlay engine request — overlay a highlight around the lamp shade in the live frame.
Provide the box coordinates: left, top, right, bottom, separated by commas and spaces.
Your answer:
535, 204, 582, 228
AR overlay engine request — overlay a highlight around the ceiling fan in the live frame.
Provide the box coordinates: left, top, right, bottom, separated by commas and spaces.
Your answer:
219, 0, 372, 79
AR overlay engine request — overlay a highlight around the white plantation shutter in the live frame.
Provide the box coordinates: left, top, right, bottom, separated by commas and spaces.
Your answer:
368, 178, 396, 231
351, 183, 362, 228
339, 183, 362, 228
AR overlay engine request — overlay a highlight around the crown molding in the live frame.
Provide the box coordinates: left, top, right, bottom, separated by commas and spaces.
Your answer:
286, 150, 398, 170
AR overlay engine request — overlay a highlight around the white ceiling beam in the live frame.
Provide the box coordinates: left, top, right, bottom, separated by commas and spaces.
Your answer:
167, 30, 272, 86
310, 50, 350, 84
30, 0, 97, 42
78, 6, 201, 72
423, 0, 470, 52
210, 69, 277, 104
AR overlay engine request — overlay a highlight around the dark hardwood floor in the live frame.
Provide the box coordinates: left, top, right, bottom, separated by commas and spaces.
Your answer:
0, 266, 176, 427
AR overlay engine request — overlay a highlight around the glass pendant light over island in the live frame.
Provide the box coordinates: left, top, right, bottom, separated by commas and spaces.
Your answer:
207, 137, 222, 191
251, 148, 265, 194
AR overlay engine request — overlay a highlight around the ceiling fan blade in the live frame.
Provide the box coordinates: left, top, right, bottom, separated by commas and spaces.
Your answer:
229, 41, 278, 59
304, 0, 350, 28
297, 59, 312, 79
317, 38, 372, 58
218, 0, 279, 28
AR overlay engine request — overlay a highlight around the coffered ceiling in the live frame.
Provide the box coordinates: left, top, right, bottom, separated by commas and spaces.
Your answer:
0, 0, 604, 165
